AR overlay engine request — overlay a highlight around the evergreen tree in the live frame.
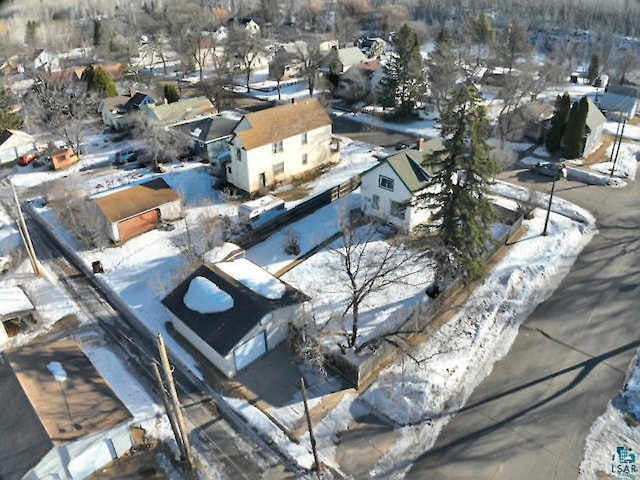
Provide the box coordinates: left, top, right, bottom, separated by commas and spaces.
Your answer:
164, 83, 179, 103
418, 84, 499, 284
499, 18, 532, 73
377, 23, 426, 116
545, 93, 571, 153
465, 13, 496, 65
82, 66, 118, 98
93, 19, 103, 47
0, 86, 22, 130
425, 27, 459, 116
25, 20, 38, 52
587, 54, 600, 83
563, 96, 589, 159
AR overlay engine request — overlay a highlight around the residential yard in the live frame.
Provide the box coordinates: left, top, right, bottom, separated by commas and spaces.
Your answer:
0, 64, 638, 478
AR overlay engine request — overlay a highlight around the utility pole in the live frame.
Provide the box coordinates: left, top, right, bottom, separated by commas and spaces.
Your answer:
610, 115, 627, 178
157, 334, 194, 469
609, 114, 623, 164
152, 361, 187, 461
542, 174, 557, 236
301, 377, 322, 477
9, 180, 43, 277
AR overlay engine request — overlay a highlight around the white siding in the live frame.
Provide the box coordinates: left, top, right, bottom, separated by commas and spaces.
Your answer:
229, 125, 332, 194
172, 316, 236, 377
360, 163, 413, 231
25, 424, 132, 480
158, 199, 182, 221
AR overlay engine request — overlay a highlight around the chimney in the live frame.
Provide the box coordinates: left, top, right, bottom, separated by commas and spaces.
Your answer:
129, 86, 135, 97
417, 137, 425, 151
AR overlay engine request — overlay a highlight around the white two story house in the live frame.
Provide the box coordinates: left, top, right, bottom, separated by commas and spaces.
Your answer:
226, 98, 333, 195
360, 149, 437, 233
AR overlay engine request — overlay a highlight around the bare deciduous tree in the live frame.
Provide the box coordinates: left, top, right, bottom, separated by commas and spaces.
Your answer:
27, 76, 95, 156
227, 27, 266, 93
332, 220, 422, 349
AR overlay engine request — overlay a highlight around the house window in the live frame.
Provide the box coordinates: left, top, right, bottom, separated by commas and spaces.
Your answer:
272, 140, 284, 154
372, 194, 380, 210
390, 201, 406, 220
235, 148, 242, 162
379, 175, 394, 191
273, 161, 284, 174
302, 153, 308, 165
301, 132, 308, 145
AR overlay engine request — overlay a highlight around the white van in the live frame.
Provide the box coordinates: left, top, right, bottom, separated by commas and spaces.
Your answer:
237, 195, 286, 229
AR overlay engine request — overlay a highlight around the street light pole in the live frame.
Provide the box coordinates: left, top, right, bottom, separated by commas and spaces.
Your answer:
610, 114, 628, 178
542, 174, 557, 237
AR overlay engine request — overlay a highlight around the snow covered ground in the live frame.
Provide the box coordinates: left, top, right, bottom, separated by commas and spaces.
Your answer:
0, 65, 638, 478
220, 192, 596, 475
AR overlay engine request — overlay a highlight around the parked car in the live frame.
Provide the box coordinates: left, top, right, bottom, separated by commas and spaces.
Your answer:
114, 148, 139, 165
531, 161, 562, 180
32, 152, 52, 168
19, 152, 37, 166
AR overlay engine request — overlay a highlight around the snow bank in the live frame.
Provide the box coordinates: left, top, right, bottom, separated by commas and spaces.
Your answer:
362, 207, 595, 477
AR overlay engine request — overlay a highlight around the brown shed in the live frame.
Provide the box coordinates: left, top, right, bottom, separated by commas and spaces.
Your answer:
94, 178, 182, 243
50, 147, 79, 170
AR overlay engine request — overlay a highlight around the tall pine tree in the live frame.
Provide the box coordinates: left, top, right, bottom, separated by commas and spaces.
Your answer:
425, 27, 459, 116
563, 96, 588, 159
545, 92, 571, 153
418, 84, 499, 284
377, 23, 426, 116
82, 66, 118, 98
587, 54, 600, 83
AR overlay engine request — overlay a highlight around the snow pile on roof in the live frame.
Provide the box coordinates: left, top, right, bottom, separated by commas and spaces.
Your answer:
202, 242, 243, 263
184, 276, 234, 313
216, 258, 286, 299
0, 286, 34, 316
47, 361, 67, 383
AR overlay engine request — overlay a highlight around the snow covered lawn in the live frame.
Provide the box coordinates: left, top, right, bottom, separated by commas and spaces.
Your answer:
223, 199, 596, 475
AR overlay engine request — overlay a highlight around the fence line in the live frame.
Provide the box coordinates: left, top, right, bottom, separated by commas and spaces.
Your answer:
236, 176, 360, 249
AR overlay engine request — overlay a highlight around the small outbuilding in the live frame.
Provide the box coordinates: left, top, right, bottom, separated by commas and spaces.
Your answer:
94, 178, 182, 243
50, 147, 79, 170
163, 259, 309, 378
0, 285, 35, 344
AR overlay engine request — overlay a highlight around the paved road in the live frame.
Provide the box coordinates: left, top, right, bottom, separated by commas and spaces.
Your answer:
331, 113, 419, 149
406, 169, 640, 479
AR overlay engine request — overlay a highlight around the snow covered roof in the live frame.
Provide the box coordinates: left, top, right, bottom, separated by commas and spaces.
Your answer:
162, 263, 308, 356
216, 258, 286, 300
235, 98, 331, 150
0, 339, 132, 479
0, 285, 34, 320
172, 115, 237, 143
144, 96, 216, 125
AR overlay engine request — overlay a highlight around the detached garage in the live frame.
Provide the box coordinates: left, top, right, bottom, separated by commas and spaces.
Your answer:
162, 259, 309, 378
0, 129, 36, 164
94, 178, 182, 243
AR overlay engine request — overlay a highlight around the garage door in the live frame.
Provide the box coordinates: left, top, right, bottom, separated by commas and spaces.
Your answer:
233, 331, 267, 372
117, 209, 160, 242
